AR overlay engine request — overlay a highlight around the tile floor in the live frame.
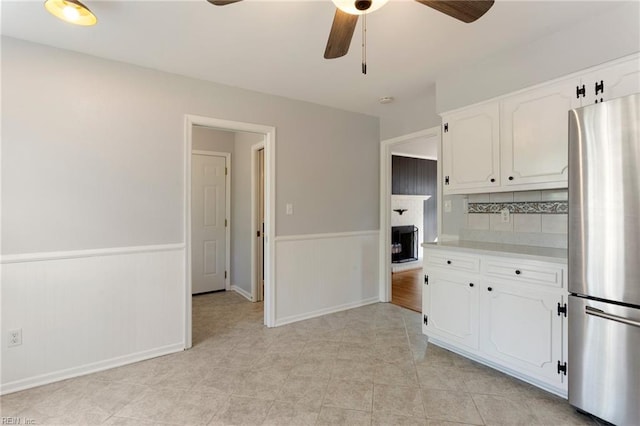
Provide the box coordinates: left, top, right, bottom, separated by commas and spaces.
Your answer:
1, 291, 596, 425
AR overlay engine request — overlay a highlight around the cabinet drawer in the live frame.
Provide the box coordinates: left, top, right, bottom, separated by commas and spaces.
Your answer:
484, 260, 564, 288
426, 251, 480, 273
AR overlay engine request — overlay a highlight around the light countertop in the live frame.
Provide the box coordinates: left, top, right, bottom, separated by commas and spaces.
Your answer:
422, 240, 567, 264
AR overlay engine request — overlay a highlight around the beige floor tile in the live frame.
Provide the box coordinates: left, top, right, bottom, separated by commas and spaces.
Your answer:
209, 396, 273, 426
316, 406, 372, 426
232, 369, 289, 400
415, 366, 468, 391
372, 412, 429, 426
426, 420, 477, 426
290, 355, 336, 378
374, 361, 419, 387
114, 387, 183, 422
373, 384, 425, 418
526, 396, 596, 425
463, 369, 530, 399
275, 376, 328, 409
422, 389, 483, 425
323, 379, 374, 412
300, 340, 341, 358
472, 394, 539, 425
192, 367, 242, 395
331, 358, 376, 383
263, 401, 319, 426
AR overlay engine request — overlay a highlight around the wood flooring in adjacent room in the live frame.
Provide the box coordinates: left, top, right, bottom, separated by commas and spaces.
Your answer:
391, 268, 422, 313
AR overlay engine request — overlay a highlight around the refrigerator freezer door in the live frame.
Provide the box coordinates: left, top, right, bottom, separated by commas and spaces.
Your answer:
568, 295, 640, 425
568, 93, 640, 305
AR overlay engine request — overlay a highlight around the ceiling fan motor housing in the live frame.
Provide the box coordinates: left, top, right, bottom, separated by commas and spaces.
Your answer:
355, 0, 372, 11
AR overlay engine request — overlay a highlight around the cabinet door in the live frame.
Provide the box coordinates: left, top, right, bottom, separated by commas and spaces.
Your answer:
582, 56, 640, 105
423, 271, 479, 350
442, 102, 500, 194
500, 78, 579, 188
480, 281, 565, 388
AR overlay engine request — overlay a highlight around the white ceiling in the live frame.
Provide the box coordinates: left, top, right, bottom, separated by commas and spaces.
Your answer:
0, 0, 623, 116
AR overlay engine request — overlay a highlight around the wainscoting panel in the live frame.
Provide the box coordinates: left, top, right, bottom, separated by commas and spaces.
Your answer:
1, 246, 185, 394
274, 231, 380, 326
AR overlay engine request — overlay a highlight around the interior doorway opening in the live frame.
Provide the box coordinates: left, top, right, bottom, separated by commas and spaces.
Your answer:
379, 127, 441, 310
185, 115, 276, 349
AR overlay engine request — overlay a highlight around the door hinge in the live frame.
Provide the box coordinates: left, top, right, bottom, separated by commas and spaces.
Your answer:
576, 84, 586, 99
225, 167, 228, 176
444, 176, 450, 185
424, 274, 429, 285
443, 123, 449, 133
557, 302, 567, 317
595, 80, 604, 95
423, 315, 428, 326
557, 361, 567, 376
257, 230, 261, 237
225, 219, 228, 227
224, 271, 227, 279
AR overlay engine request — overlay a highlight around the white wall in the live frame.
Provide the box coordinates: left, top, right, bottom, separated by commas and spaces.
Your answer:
192, 127, 235, 153
436, 1, 640, 112
231, 132, 263, 295
379, 86, 441, 140
0, 37, 380, 393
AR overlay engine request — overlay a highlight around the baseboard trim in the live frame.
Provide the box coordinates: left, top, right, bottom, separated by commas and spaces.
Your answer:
231, 285, 253, 301
275, 297, 379, 327
1, 243, 185, 264
275, 230, 379, 243
0, 342, 184, 395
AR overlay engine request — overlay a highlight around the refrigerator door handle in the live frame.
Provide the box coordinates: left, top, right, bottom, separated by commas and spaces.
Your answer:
586, 306, 640, 328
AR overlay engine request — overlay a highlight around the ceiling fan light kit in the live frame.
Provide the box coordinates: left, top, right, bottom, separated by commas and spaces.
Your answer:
331, 0, 390, 15
44, 0, 97, 26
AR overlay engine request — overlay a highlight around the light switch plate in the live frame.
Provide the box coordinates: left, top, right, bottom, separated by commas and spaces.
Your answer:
286, 203, 293, 215
501, 208, 510, 223
444, 200, 452, 213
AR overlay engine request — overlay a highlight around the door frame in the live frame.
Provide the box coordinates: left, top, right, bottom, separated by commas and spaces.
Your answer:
378, 126, 441, 302
251, 141, 266, 302
185, 115, 277, 349
191, 150, 231, 292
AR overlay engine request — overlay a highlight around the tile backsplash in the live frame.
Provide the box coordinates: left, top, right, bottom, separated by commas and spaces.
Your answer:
460, 189, 568, 249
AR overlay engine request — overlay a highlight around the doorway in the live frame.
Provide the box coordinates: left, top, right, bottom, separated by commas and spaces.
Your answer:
379, 127, 441, 306
252, 144, 265, 302
185, 115, 276, 349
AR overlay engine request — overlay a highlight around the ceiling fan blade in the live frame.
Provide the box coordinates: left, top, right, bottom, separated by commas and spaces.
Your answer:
324, 9, 359, 59
415, 0, 494, 23
206, 0, 242, 5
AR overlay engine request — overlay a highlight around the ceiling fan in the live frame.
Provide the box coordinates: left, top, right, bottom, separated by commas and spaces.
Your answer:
207, 0, 494, 64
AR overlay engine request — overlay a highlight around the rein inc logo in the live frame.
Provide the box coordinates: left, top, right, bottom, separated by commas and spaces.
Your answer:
1, 418, 35, 425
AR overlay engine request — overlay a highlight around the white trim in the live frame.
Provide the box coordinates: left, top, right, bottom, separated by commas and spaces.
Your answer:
275, 230, 379, 243
185, 115, 277, 348
379, 127, 441, 303
0, 243, 185, 264
390, 152, 437, 161
231, 285, 253, 301
251, 141, 265, 303
0, 343, 184, 396
274, 297, 379, 327
191, 150, 232, 291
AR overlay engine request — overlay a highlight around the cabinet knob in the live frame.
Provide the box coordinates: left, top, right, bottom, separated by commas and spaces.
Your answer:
490, 178, 495, 183
508, 176, 514, 181
515, 270, 521, 275
469, 283, 474, 287
447, 260, 452, 265
487, 287, 493, 292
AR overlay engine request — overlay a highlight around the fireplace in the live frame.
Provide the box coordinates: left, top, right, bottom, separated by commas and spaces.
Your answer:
391, 225, 419, 263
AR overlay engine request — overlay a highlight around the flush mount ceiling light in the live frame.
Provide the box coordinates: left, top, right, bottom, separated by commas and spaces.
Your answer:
331, 0, 389, 15
44, 0, 97, 26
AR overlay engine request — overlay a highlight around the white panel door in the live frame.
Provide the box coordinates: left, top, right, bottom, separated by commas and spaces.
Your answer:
423, 272, 480, 350
192, 154, 226, 294
442, 102, 500, 194
501, 78, 579, 187
480, 281, 564, 388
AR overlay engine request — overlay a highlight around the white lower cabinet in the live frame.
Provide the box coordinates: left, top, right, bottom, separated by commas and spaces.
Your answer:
423, 248, 568, 396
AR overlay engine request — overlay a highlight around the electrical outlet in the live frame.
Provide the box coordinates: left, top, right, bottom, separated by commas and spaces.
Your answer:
8, 329, 22, 347
501, 208, 510, 223
444, 200, 452, 213
285, 203, 293, 215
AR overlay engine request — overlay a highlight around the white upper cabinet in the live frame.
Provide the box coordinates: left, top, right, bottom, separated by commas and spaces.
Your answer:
500, 78, 580, 188
442, 102, 500, 193
581, 56, 640, 105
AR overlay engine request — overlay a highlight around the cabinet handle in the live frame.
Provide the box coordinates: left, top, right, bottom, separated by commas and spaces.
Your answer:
447, 260, 452, 265
487, 287, 493, 292
508, 176, 514, 181
490, 178, 495, 183
515, 270, 521, 275
469, 283, 474, 287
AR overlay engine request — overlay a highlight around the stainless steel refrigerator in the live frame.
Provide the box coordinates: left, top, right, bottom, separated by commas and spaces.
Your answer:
568, 93, 640, 425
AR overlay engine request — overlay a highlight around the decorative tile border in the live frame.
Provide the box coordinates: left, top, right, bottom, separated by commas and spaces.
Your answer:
468, 201, 568, 214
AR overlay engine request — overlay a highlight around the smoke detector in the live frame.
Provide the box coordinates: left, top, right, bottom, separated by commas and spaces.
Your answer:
379, 96, 394, 104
